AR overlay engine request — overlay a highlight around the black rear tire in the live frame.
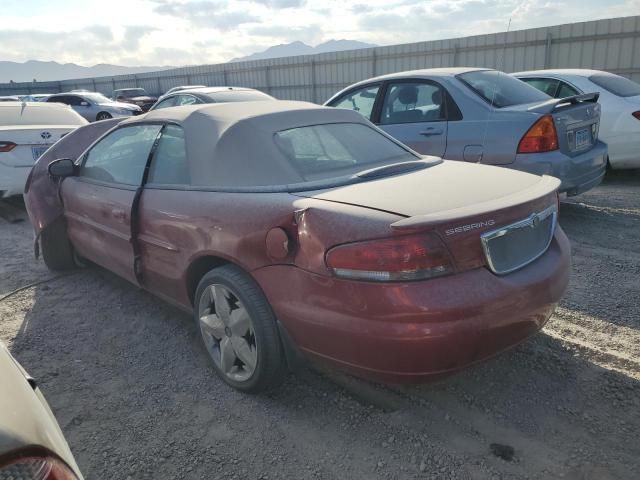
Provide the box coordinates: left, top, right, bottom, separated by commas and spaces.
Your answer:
40, 220, 76, 271
194, 265, 287, 393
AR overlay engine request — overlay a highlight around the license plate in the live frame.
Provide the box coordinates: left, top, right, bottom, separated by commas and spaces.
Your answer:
574, 128, 590, 150
31, 145, 50, 161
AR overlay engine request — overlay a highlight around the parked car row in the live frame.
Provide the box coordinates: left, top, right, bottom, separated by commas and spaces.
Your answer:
3, 67, 638, 478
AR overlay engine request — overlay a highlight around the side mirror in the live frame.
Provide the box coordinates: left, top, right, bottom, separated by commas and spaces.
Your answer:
80, 101, 89, 106
48, 158, 76, 178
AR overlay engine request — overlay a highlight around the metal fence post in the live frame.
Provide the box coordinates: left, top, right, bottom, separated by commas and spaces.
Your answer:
311, 60, 317, 103
452, 43, 459, 67
372, 50, 377, 77
265, 65, 271, 95
544, 32, 553, 68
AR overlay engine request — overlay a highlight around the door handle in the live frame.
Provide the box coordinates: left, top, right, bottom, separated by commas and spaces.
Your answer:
111, 208, 126, 220
419, 127, 443, 136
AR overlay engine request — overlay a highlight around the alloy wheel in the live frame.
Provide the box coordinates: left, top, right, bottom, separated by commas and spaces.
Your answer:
198, 284, 258, 382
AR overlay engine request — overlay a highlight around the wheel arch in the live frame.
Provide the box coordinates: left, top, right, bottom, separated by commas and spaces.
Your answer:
185, 254, 232, 306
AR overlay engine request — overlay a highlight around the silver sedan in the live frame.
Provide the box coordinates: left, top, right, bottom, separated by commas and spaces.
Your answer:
325, 67, 608, 196
46, 92, 141, 122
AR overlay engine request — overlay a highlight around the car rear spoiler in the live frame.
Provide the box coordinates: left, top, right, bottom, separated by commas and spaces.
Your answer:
526, 92, 600, 114
390, 175, 561, 231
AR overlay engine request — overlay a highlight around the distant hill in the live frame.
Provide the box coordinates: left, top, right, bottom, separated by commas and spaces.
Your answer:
0, 60, 173, 83
231, 39, 377, 62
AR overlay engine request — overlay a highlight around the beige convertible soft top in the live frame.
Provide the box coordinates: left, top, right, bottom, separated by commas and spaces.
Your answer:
122, 101, 374, 188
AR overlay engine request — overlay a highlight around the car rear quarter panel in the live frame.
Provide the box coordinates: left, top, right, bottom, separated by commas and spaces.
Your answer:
136, 189, 403, 309
438, 77, 538, 165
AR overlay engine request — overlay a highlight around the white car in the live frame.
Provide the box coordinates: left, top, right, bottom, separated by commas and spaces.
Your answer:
0, 102, 87, 197
512, 69, 640, 170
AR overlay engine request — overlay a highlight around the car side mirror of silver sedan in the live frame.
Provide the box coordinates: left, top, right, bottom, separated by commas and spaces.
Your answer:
48, 158, 76, 178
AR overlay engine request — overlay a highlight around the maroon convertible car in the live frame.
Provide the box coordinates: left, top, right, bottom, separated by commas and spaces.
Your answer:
25, 101, 570, 393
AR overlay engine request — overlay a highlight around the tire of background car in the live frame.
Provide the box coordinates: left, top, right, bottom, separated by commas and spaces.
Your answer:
96, 112, 112, 121
194, 264, 287, 393
40, 219, 76, 271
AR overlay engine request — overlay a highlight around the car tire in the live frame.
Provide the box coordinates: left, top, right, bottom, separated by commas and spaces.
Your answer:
40, 220, 76, 271
194, 264, 287, 393
96, 112, 112, 121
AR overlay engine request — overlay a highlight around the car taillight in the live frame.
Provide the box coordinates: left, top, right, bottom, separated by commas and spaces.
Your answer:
517, 115, 558, 153
325, 233, 454, 282
632, 111, 640, 120
0, 141, 17, 152
0, 455, 78, 479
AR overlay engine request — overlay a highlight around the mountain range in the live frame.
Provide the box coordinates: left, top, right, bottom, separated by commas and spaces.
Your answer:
1, 40, 377, 83
230, 39, 377, 62
0, 60, 172, 83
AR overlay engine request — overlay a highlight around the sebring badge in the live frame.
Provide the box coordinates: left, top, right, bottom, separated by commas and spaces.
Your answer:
446, 219, 495, 236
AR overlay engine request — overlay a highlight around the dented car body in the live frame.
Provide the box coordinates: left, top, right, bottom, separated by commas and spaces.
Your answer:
25, 101, 570, 391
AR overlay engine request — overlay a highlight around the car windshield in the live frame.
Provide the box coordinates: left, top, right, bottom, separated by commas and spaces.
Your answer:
458, 70, 550, 108
274, 123, 418, 181
589, 73, 640, 97
82, 93, 112, 104
119, 89, 145, 96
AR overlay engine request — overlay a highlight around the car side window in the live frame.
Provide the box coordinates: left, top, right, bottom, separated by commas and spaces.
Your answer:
557, 81, 579, 98
66, 95, 83, 106
380, 82, 446, 125
147, 125, 190, 185
80, 125, 162, 186
521, 78, 560, 97
153, 97, 177, 110
329, 85, 380, 120
177, 95, 199, 106
48, 95, 70, 105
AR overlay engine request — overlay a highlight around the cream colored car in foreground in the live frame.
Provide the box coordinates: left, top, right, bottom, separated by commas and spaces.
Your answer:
0, 341, 83, 479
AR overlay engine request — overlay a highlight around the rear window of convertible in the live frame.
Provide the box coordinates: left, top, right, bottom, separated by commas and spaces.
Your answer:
458, 70, 550, 108
273, 123, 418, 181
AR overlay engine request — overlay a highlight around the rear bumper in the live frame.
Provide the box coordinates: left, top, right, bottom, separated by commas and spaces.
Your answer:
252, 228, 571, 383
510, 141, 607, 196
0, 163, 30, 198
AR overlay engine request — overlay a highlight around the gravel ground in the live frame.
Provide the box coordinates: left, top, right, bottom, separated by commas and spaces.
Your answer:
1, 171, 638, 480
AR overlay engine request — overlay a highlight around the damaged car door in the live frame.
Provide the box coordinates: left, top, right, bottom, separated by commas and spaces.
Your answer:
60, 124, 162, 284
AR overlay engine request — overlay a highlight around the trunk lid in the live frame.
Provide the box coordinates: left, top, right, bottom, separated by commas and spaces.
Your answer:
0, 126, 75, 167
295, 161, 560, 273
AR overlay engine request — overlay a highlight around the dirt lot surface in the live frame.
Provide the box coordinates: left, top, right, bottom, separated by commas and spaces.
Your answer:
1, 172, 638, 480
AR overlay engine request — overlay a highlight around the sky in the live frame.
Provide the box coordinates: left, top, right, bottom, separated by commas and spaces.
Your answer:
2, 0, 639, 66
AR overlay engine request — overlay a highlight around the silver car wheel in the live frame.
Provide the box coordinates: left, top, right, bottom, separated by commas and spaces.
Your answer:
198, 284, 258, 383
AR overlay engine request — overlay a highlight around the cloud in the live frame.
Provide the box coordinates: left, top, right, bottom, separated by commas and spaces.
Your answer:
0, 25, 165, 67
123, 26, 157, 50
247, 23, 323, 43
153, 0, 260, 29
252, 0, 306, 7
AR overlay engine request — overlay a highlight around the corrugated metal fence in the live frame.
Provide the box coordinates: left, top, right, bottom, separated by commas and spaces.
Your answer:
2, 15, 639, 101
